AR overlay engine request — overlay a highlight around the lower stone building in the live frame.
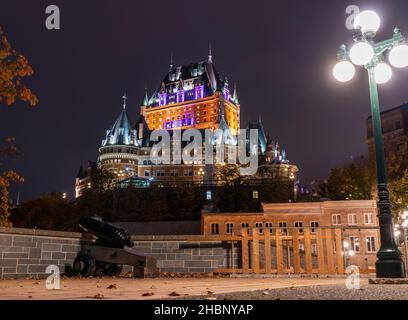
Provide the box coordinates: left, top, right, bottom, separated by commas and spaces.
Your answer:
201, 200, 380, 273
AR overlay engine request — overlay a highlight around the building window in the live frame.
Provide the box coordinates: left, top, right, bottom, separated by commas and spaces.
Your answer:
206, 190, 212, 200
255, 222, 263, 234
241, 223, 249, 229
226, 223, 234, 234
332, 214, 341, 225
252, 190, 259, 199
294, 221, 303, 234
350, 236, 360, 253
144, 170, 150, 177
364, 213, 374, 225
211, 224, 219, 235
310, 221, 319, 233
348, 214, 357, 226
311, 244, 318, 255
366, 236, 376, 253
279, 222, 288, 235
265, 222, 273, 233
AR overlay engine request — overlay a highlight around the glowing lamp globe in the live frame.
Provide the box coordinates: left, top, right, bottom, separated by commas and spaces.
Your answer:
333, 61, 356, 82
374, 62, 392, 84
389, 44, 408, 68
354, 10, 381, 34
349, 42, 374, 66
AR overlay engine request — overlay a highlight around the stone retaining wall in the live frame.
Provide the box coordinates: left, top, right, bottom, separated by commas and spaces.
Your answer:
132, 236, 239, 273
0, 228, 239, 279
0, 227, 86, 279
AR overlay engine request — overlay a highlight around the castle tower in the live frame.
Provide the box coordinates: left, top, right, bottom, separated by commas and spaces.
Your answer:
98, 95, 140, 181
140, 47, 240, 134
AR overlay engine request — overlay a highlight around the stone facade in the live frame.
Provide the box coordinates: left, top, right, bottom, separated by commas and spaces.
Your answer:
201, 200, 380, 273
366, 103, 408, 158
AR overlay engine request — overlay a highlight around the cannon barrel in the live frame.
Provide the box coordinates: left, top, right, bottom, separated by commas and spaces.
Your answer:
79, 216, 134, 249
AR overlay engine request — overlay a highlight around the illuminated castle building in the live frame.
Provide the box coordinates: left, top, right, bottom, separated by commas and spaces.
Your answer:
141, 48, 239, 133
75, 50, 298, 198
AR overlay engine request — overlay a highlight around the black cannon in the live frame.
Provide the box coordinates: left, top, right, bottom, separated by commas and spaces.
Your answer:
73, 216, 158, 278
78, 216, 133, 249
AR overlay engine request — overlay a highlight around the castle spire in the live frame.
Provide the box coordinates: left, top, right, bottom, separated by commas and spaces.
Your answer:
122, 93, 128, 110
169, 52, 173, 71
142, 88, 149, 106
208, 43, 213, 63
232, 83, 239, 104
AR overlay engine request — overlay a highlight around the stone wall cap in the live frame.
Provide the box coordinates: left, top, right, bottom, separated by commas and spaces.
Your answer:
0, 227, 84, 239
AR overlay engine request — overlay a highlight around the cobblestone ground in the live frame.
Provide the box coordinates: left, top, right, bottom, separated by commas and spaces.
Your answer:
1, 277, 407, 300
0, 277, 347, 300
177, 283, 408, 300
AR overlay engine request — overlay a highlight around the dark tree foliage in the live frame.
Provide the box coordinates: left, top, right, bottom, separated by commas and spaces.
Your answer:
10, 179, 293, 231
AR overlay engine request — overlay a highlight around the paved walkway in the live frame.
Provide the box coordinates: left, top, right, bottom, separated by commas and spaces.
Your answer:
0, 276, 349, 300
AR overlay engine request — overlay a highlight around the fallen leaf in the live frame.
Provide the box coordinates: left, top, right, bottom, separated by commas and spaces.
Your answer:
142, 292, 154, 297
150, 285, 157, 290
262, 291, 269, 295
28, 296, 33, 299
93, 293, 105, 299
206, 297, 217, 300
107, 284, 117, 289
169, 292, 181, 297
207, 291, 214, 295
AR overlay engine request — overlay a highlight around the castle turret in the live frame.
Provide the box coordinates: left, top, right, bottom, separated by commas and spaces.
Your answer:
98, 95, 140, 181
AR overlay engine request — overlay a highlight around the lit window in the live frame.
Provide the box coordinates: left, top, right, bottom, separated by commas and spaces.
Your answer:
279, 222, 288, 235
348, 214, 357, 226
364, 213, 374, 224
350, 236, 360, 253
226, 223, 234, 234
252, 190, 259, 199
311, 244, 318, 255
206, 191, 212, 200
366, 236, 376, 252
332, 214, 341, 225
310, 221, 319, 233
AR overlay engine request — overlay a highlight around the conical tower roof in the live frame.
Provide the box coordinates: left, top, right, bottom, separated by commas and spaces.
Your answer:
102, 95, 137, 146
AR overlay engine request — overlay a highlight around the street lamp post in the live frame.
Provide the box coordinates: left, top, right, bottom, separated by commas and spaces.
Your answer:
333, 10, 408, 278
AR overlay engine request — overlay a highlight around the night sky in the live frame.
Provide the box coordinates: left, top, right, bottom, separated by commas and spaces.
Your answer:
1, 0, 408, 202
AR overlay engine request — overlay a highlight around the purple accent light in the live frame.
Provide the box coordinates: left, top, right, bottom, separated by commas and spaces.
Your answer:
159, 93, 168, 106
177, 90, 185, 103
195, 85, 204, 100
163, 117, 194, 129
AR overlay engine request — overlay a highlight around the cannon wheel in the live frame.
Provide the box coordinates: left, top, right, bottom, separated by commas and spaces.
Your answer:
73, 253, 96, 277
95, 261, 123, 276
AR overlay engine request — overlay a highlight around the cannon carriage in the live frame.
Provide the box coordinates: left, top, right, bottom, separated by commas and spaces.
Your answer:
73, 216, 158, 278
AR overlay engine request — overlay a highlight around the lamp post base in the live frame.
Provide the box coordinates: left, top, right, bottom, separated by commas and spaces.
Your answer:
376, 259, 406, 278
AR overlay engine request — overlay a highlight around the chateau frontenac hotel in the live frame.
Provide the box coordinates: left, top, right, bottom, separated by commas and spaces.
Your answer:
75, 49, 299, 198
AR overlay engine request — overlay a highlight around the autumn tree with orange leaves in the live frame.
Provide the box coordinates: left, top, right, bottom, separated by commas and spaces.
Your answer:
0, 26, 38, 226
0, 26, 38, 106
